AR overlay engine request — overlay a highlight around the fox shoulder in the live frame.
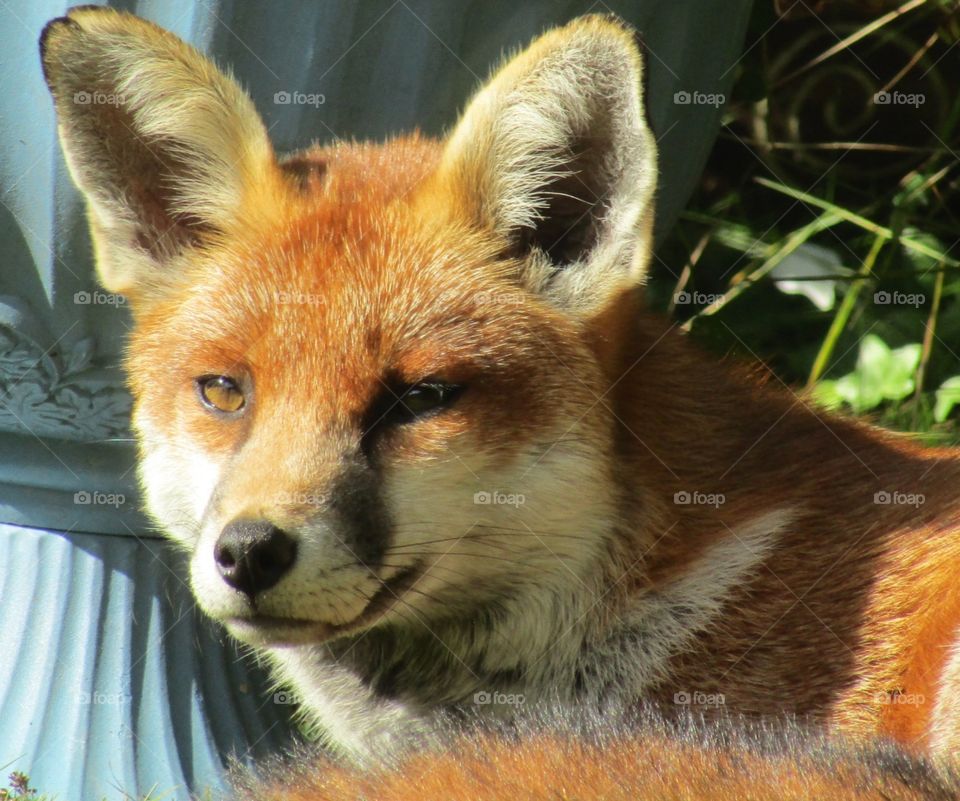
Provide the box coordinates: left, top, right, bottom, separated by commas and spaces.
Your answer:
232, 716, 960, 801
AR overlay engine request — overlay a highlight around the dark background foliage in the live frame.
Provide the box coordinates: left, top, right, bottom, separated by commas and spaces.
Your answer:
651, 0, 960, 443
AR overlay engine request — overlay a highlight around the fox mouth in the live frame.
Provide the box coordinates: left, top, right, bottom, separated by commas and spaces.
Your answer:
225, 562, 422, 645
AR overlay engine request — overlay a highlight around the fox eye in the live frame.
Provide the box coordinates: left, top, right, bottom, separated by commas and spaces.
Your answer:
396, 383, 461, 421
196, 375, 245, 414
361, 380, 463, 453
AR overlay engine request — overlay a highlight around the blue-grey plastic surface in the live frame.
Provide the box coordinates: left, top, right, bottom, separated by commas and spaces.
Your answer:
0, 1, 753, 798
0, 525, 294, 800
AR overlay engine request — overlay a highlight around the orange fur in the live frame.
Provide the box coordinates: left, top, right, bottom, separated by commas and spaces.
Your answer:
239, 725, 960, 801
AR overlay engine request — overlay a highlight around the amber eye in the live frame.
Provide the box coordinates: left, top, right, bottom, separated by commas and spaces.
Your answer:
196, 375, 245, 414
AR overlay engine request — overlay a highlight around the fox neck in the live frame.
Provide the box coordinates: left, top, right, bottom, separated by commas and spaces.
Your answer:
264, 563, 613, 759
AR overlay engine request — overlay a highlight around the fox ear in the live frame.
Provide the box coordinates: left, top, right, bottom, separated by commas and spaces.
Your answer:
40, 7, 278, 296
437, 15, 657, 312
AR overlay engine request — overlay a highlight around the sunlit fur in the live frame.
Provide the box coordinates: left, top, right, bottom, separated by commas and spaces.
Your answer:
234, 711, 960, 801
42, 4, 960, 783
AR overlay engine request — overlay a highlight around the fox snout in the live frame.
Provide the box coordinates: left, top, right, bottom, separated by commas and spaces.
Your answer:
184, 451, 405, 638
214, 519, 298, 600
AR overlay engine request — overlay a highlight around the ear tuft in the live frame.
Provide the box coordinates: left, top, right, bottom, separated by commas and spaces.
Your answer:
436, 15, 657, 312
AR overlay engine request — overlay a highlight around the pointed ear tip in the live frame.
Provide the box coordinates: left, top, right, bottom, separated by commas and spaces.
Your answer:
65, 3, 112, 14
39, 6, 118, 82
39, 4, 118, 44
62, 4, 125, 25
560, 13, 637, 41
547, 14, 644, 65
39, 5, 150, 55
38, 16, 77, 81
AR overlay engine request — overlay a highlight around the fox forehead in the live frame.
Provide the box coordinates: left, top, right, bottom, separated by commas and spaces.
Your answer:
126, 136, 599, 439
139, 140, 497, 346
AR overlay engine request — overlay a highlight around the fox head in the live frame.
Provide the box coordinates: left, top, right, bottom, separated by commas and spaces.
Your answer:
41, 8, 657, 662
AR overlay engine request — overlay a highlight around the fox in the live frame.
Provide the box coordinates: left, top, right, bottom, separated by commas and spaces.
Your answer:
40, 3, 960, 796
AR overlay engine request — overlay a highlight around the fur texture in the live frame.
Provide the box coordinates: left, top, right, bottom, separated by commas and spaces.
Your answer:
233, 711, 960, 801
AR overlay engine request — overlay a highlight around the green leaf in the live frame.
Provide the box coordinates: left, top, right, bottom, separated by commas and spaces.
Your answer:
934, 376, 960, 422
825, 335, 921, 413
834, 374, 880, 413
894, 173, 932, 209
900, 227, 948, 277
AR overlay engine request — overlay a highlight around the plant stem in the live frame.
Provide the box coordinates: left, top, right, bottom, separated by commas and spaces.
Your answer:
807, 235, 887, 388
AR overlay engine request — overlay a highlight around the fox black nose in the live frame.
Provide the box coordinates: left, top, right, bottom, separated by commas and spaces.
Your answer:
214, 519, 298, 599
